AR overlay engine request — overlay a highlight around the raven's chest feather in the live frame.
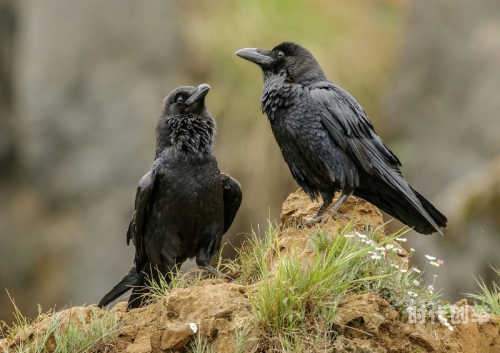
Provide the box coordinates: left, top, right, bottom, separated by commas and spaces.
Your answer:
261, 83, 326, 151
156, 154, 222, 211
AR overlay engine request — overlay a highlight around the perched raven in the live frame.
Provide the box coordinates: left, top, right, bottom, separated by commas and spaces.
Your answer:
236, 42, 446, 235
98, 84, 242, 310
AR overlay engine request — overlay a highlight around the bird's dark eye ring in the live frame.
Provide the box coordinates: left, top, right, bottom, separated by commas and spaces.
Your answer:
277, 51, 284, 59
176, 95, 184, 104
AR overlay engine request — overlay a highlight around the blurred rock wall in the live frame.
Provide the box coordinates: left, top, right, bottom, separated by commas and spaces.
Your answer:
0, 0, 181, 321
387, 0, 500, 300
5, 0, 488, 325
0, 0, 16, 173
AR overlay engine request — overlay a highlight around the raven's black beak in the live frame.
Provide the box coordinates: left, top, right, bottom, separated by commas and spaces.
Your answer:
235, 48, 273, 66
185, 84, 210, 105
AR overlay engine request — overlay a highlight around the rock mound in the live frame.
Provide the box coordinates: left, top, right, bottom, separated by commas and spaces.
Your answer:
1, 189, 499, 352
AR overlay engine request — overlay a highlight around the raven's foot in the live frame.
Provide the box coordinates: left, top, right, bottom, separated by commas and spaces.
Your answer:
332, 213, 351, 221
301, 215, 324, 228
201, 266, 234, 282
301, 193, 352, 227
301, 212, 350, 228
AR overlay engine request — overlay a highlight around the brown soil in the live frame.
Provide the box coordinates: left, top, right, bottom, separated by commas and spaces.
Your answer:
1, 189, 499, 352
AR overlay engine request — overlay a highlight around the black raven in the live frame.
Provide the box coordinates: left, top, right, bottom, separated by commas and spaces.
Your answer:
98, 84, 242, 310
235, 42, 446, 235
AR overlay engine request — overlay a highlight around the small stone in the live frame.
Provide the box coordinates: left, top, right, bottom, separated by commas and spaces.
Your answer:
188, 322, 198, 334
159, 323, 196, 351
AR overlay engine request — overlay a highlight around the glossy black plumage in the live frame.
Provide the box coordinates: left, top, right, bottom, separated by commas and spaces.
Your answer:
98, 84, 242, 309
235, 42, 446, 235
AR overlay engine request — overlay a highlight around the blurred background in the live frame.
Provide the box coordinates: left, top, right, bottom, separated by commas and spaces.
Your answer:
1, 0, 499, 325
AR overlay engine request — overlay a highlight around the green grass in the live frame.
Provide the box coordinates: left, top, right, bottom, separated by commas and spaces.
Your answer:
1, 299, 122, 353
148, 266, 206, 305
186, 332, 214, 353
2, 220, 452, 352
232, 320, 254, 353
466, 265, 500, 317
224, 221, 444, 351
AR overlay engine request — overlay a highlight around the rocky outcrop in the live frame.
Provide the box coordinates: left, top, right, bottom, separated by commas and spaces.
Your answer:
1, 190, 499, 352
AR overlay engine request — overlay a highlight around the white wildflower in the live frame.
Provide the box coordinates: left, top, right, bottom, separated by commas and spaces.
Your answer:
425, 255, 436, 260
396, 237, 407, 242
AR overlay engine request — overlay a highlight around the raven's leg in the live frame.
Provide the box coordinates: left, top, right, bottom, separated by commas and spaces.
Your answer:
323, 191, 352, 219
316, 193, 334, 217
196, 248, 233, 280
303, 191, 352, 227
302, 193, 333, 227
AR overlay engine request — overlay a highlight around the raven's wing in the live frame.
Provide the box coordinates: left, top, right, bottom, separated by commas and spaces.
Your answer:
220, 173, 242, 234
310, 82, 400, 177
127, 169, 156, 272
97, 172, 155, 308
309, 82, 445, 233
133, 162, 182, 275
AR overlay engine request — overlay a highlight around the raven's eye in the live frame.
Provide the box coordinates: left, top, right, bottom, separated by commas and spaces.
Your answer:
176, 95, 184, 104
277, 51, 285, 59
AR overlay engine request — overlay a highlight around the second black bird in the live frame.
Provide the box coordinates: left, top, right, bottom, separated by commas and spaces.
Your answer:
236, 42, 446, 235
98, 84, 242, 310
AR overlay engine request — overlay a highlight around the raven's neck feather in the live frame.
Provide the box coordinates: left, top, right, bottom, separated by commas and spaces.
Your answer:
155, 113, 216, 158
261, 72, 300, 120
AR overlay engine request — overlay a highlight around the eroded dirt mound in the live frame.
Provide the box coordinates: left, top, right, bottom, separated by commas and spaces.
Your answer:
2, 189, 499, 352
114, 282, 257, 353
280, 189, 384, 232
333, 294, 500, 353
276, 189, 408, 269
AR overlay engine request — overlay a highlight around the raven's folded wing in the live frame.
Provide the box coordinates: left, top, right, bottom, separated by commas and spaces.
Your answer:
220, 173, 242, 234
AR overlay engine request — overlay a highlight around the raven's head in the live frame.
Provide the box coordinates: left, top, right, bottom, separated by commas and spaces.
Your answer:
156, 84, 216, 157
235, 42, 326, 85
162, 84, 211, 117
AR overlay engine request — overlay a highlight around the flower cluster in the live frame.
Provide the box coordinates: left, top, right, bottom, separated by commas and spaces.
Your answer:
344, 229, 445, 322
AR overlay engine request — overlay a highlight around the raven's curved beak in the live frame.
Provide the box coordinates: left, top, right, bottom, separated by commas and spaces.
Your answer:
235, 48, 273, 66
185, 84, 211, 105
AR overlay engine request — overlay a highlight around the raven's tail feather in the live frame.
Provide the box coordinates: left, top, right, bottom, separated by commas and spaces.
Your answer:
126, 272, 150, 310
353, 175, 447, 235
98, 263, 138, 308
126, 262, 174, 310
411, 187, 447, 230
